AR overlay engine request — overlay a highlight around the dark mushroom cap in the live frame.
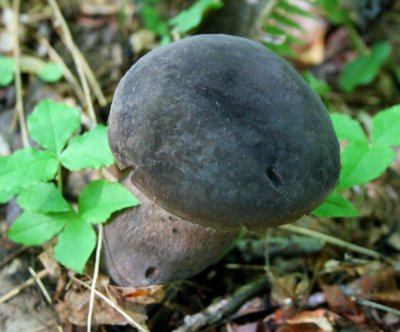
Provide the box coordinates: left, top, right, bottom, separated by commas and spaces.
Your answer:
108, 34, 340, 230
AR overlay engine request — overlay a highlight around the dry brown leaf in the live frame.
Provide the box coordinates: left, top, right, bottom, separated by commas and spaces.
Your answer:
55, 285, 147, 326
285, 309, 338, 332
110, 284, 165, 304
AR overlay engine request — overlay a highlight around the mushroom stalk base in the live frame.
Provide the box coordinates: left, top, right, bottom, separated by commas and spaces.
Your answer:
102, 177, 239, 287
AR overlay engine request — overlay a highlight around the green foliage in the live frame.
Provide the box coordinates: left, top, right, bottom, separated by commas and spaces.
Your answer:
330, 113, 367, 143
17, 183, 70, 213
0, 56, 63, 86
303, 71, 332, 98
170, 0, 223, 34
339, 141, 395, 190
79, 180, 140, 224
340, 42, 391, 92
317, 0, 350, 25
3, 98, 140, 273
60, 125, 115, 171
28, 99, 81, 155
0, 148, 59, 191
138, 0, 223, 42
372, 105, 400, 146
313, 106, 400, 218
263, 0, 313, 56
313, 191, 358, 218
0, 57, 15, 86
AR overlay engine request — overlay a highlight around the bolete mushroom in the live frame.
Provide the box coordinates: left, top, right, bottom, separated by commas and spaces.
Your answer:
103, 34, 340, 287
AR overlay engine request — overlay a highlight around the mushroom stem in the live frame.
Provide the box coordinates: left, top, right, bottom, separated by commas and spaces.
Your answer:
102, 174, 239, 287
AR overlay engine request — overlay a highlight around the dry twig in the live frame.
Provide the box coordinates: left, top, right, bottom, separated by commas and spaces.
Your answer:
71, 276, 150, 332
87, 224, 103, 332
47, 0, 97, 125
173, 277, 269, 332
12, 0, 29, 147
0, 269, 49, 304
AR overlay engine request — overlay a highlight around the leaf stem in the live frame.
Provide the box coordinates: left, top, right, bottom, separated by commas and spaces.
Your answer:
57, 163, 62, 192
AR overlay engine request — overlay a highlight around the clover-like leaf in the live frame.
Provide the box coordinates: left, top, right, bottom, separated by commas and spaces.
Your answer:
54, 218, 96, 274
0, 187, 20, 204
340, 42, 391, 92
372, 105, 400, 146
28, 99, 81, 155
0, 56, 15, 86
60, 125, 115, 170
37, 63, 63, 83
330, 113, 368, 143
0, 148, 58, 191
338, 141, 395, 190
170, 0, 223, 34
17, 182, 71, 213
79, 179, 140, 224
312, 191, 358, 218
9, 211, 73, 245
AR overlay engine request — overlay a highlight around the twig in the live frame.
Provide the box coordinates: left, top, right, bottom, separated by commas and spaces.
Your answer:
87, 224, 103, 332
0, 246, 28, 269
0, 269, 49, 304
352, 297, 400, 317
280, 224, 385, 260
173, 277, 269, 332
12, 0, 29, 147
47, 0, 97, 125
71, 276, 150, 332
28, 266, 52, 304
38, 36, 86, 105
77, 50, 107, 107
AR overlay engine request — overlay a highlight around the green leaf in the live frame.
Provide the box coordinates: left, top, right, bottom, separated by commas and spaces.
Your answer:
143, 7, 169, 36
303, 71, 331, 97
271, 12, 304, 31
79, 179, 140, 224
54, 218, 96, 273
37, 63, 63, 83
330, 113, 368, 143
60, 125, 115, 171
170, 0, 223, 34
372, 105, 400, 146
339, 42, 391, 92
312, 191, 359, 218
0, 56, 15, 86
279, 0, 313, 18
9, 211, 73, 245
318, 0, 350, 24
0, 148, 58, 192
17, 182, 70, 213
0, 187, 20, 203
338, 141, 395, 190
28, 99, 81, 155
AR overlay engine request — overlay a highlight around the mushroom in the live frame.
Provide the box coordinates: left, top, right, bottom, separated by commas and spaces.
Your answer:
103, 34, 340, 287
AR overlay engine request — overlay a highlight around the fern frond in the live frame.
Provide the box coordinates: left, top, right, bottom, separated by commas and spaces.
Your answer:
262, 0, 317, 57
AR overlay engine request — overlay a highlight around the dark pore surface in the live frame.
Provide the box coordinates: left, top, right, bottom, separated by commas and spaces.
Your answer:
108, 34, 340, 230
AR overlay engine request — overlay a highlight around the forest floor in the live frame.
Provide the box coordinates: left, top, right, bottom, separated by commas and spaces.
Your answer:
1, 1, 400, 331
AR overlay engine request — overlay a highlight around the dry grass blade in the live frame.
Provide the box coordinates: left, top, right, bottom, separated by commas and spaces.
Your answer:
280, 224, 385, 260
87, 224, 103, 332
12, 0, 29, 147
47, 0, 97, 125
71, 276, 150, 332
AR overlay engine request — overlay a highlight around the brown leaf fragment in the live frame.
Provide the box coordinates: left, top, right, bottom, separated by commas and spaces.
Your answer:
110, 284, 165, 304
55, 286, 147, 326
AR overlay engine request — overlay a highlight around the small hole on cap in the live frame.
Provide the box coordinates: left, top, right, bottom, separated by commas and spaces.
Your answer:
145, 266, 159, 279
265, 166, 283, 189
